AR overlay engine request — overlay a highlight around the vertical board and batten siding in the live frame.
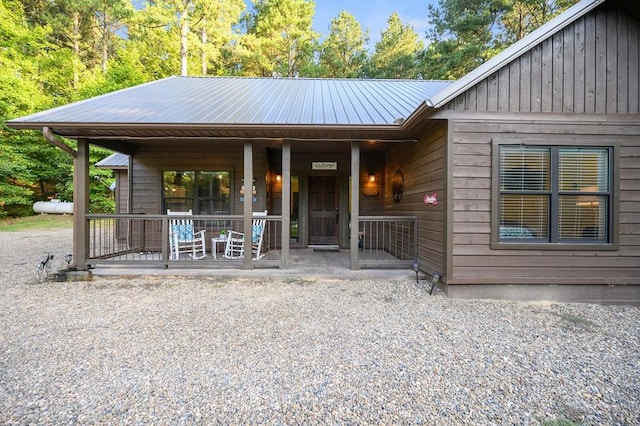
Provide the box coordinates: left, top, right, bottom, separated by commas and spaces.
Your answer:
440, 3, 640, 286
447, 5, 640, 114
130, 142, 267, 215
385, 123, 447, 276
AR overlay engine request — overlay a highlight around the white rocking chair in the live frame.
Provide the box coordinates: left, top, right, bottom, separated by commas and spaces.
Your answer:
168, 209, 207, 260
224, 211, 267, 260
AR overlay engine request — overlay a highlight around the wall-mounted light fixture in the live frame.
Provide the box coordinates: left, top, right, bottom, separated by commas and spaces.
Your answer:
276, 174, 282, 182
362, 171, 380, 196
392, 170, 405, 203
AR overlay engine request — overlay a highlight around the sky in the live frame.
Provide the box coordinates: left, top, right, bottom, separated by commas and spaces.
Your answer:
243, 0, 438, 51
311, 0, 437, 49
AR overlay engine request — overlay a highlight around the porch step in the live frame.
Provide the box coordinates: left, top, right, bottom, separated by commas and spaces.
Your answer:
310, 245, 340, 252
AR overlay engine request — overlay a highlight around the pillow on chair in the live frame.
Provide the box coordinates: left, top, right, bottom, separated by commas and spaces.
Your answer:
172, 224, 194, 240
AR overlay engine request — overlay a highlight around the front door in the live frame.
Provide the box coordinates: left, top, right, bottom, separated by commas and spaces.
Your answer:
309, 176, 338, 245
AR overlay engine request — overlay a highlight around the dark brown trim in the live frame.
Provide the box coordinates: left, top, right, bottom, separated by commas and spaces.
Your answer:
490, 138, 620, 250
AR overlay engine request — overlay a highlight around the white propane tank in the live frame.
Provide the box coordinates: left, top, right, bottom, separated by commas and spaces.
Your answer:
33, 199, 74, 214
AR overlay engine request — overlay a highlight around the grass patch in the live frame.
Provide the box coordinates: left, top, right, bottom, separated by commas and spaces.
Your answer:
0, 214, 73, 232
551, 311, 599, 332
540, 419, 580, 426
282, 278, 315, 286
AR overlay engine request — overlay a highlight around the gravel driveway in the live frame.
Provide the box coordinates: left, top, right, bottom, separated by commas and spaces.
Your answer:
1, 228, 639, 425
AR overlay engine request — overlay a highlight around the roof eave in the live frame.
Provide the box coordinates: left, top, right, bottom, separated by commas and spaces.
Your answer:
7, 122, 414, 141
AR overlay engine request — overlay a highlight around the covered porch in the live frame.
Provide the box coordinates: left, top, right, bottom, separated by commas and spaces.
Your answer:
8, 77, 450, 275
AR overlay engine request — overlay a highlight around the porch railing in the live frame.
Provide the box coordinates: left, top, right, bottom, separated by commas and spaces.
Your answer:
85, 214, 416, 270
358, 216, 418, 268
86, 214, 282, 268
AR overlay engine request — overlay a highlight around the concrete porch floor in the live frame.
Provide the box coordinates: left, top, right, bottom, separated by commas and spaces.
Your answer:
86, 249, 418, 281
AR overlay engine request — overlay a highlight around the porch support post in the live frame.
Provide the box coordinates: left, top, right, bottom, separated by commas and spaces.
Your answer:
350, 141, 360, 270
243, 140, 254, 269
74, 139, 90, 270
281, 140, 291, 269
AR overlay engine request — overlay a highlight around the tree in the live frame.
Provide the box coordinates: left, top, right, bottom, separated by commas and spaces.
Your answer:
193, 0, 245, 75
319, 11, 369, 78
0, 0, 122, 216
133, 0, 202, 77
127, 5, 180, 80
423, 0, 579, 79
0, 0, 63, 216
367, 13, 424, 79
129, 0, 245, 77
93, 0, 134, 73
501, 0, 578, 43
240, 0, 319, 77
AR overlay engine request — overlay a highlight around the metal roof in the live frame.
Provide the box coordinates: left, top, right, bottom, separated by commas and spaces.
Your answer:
8, 77, 452, 134
95, 152, 129, 169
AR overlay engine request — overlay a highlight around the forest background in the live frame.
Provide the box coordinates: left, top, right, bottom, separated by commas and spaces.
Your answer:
0, 0, 577, 216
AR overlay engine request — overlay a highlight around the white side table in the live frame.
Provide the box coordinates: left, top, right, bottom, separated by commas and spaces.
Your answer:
211, 236, 227, 259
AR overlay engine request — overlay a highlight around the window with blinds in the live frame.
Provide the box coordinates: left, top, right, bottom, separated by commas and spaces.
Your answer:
498, 146, 611, 243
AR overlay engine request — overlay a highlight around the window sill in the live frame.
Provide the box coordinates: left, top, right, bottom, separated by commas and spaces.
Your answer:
491, 242, 618, 251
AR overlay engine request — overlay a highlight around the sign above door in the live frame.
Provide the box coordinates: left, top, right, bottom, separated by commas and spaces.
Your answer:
312, 161, 337, 171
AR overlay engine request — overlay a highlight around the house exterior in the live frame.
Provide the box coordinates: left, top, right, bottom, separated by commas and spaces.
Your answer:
8, 0, 640, 303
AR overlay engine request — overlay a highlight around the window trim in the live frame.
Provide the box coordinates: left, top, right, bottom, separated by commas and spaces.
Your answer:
491, 139, 619, 251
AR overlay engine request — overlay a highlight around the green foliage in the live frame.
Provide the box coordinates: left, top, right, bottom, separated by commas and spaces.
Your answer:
241, 0, 319, 77
319, 11, 369, 78
88, 148, 116, 214
194, 0, 246, 76
367, 13, 424, 79
423, 0, 579, 79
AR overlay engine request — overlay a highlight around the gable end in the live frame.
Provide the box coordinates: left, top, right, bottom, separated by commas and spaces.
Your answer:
445, 4, 640, 114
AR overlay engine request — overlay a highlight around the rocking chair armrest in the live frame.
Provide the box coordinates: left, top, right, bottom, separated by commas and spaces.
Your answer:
226, 230, 245, 240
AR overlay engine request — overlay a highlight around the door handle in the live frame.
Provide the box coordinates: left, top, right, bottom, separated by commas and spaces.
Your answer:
335, 208, 339, 224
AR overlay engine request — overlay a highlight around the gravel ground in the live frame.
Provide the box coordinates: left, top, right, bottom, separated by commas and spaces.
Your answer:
1, 228, 639, 425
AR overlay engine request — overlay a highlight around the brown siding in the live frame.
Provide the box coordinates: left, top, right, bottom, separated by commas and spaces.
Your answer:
115, 170, 129, 214
267, 148, 382, 248
448, 118, 640, 285
386, 123, 447, 276
130, 141, 267, 215
446, 7, 640, 114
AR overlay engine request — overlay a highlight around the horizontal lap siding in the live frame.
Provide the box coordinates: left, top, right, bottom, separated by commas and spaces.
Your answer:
386, 123, 447, 275
116, 171, 129, 214
446, 7, 640, 114
449, 119, 640, 285
131, 142, 266, 215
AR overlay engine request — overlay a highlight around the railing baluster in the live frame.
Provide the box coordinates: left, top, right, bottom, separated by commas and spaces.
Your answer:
357, 216, 417, 267
86, 213, 283, 267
